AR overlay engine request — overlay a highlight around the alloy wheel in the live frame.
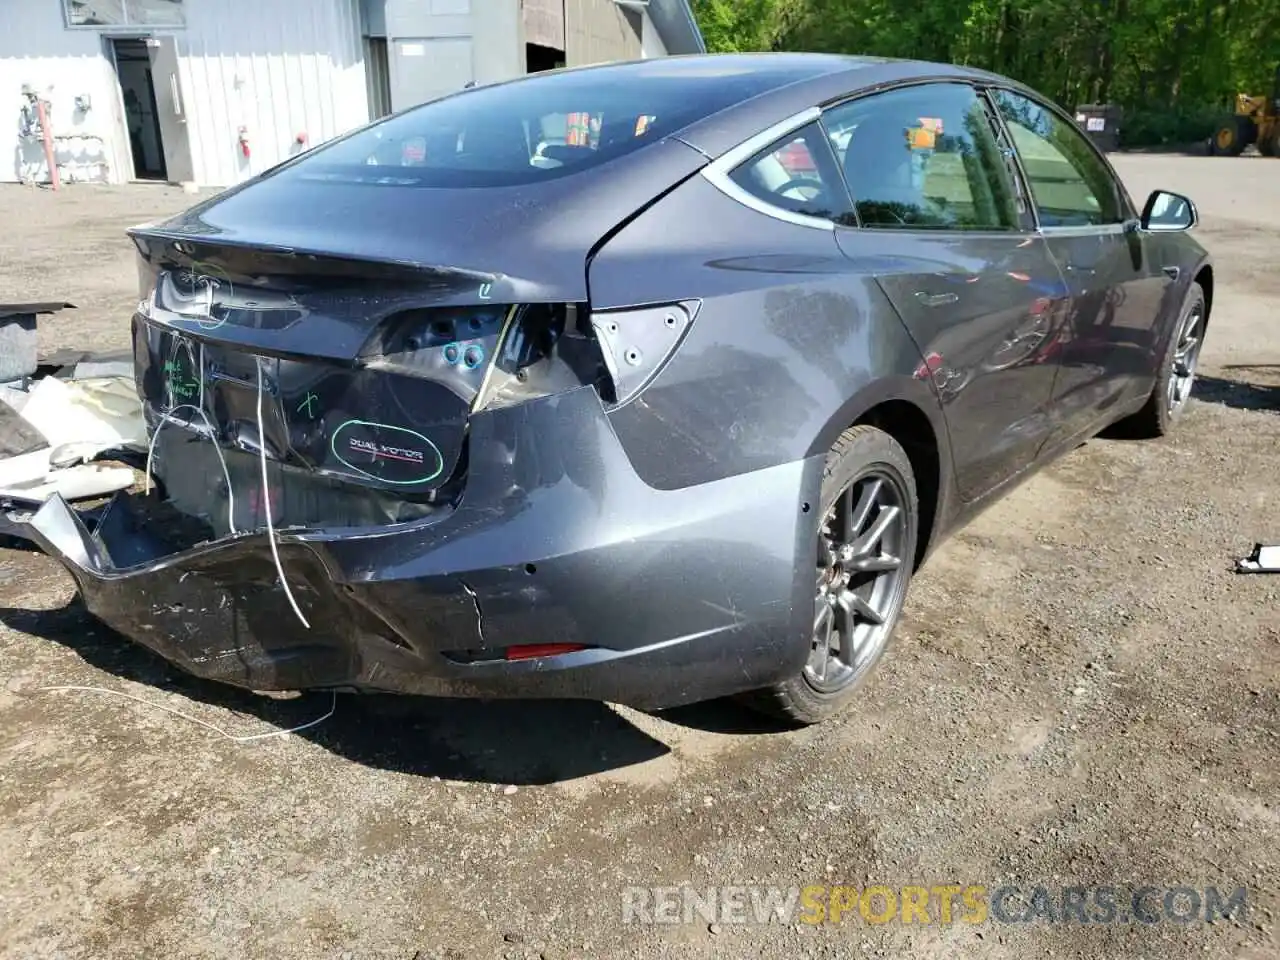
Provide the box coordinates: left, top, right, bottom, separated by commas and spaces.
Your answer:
1167, 301, 1204, 414
808, 470, 911, 693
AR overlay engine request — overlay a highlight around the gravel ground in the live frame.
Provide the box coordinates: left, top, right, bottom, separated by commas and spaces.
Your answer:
0, 156, 1277, 960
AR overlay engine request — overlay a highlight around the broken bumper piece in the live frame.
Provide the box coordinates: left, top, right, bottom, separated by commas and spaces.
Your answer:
26, 388, 823, 710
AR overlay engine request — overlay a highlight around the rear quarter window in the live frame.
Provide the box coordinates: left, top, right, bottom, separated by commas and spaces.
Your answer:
277, 60, 827, 189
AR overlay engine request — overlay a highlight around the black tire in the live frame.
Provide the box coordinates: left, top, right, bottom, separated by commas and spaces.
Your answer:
1113, 282, 1206, 439
1244, 116, 1260, 146
1211, 116, 1250, 156
741, 425, 918, 726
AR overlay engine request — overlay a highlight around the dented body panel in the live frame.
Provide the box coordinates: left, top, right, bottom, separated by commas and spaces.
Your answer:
588, 170, 948, 493
29, 388, 823, 708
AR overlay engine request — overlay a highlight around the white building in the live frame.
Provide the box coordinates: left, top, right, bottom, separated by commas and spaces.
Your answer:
0, 0, 705, 188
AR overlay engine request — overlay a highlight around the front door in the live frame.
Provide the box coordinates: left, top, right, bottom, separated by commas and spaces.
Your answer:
989, 88, 1168, 445
145, 35, 196, 184
826, 81, 1069, 501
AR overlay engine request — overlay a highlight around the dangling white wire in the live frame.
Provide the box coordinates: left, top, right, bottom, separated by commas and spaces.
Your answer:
144, 403, 237, 534
40, 685, 336, 743
145, 340, 237, 534
256, 356, 310, 629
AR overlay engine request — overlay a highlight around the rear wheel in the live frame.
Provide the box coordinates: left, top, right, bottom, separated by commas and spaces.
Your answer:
1211, 116, 1251, 156
1114, 282, 1205, 438
742, 425, 918, 725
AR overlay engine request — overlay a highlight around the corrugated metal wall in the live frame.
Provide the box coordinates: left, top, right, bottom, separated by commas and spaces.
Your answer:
0, 1, 122, 184
1, 0, 678, 188
523, 0, 565, 50
564, 0, 641, 66
0, 0, 368, 188
177, 0, 368, 186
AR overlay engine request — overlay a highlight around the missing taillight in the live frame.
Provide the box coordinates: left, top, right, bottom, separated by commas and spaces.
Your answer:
357, 302, 610, 413
358, 304, 513, 407
475, 303, 613, 410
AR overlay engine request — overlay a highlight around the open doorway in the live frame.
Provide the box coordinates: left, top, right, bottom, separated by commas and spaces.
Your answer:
526, 43, 565, 74
365, 37, 392, 120
109, 37, 167, 180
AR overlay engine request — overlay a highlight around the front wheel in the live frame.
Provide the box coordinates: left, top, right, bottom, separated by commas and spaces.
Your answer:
742, 425, 918, 725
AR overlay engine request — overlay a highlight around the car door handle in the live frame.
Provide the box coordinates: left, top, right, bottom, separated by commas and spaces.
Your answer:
1162, 266, 1180, 281
914, 292, 959, 307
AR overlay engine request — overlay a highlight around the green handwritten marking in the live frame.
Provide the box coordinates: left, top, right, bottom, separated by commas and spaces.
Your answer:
296, 391, 320, 418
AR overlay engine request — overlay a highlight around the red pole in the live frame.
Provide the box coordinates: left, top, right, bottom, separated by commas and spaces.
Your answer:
35, 98, 60, 191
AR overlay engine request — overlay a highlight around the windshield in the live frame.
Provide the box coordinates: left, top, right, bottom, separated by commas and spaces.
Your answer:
277, 59, 833, 189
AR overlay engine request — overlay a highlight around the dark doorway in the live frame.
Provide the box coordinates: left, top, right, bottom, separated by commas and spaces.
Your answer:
526, 43, 565, 74
109, 38, 167, 180
365, 37, 392, 120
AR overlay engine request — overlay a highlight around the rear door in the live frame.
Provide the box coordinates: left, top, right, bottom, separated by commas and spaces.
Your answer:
827, 81, 1070, 501
989, 87, 1169, 444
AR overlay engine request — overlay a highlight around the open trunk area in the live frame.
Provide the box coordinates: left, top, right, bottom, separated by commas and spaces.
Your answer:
130, 236, 602, 544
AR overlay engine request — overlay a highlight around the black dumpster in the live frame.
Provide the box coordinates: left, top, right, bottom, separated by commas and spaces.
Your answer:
1073, 104, 1122, 152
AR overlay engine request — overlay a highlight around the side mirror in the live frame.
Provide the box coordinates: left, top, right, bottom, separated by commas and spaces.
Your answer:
1141, 189, 1197, 231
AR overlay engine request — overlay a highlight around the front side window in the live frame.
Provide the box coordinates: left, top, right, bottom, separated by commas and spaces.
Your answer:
727, 122, 854, 222
990, 89, 1125, 227
823, 82, 1021, 231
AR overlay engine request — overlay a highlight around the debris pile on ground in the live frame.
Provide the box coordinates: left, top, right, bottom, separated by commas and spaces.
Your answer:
0, 344, 144, 536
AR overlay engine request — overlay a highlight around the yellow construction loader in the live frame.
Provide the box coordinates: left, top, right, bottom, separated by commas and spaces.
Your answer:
1211, 65, 1280, 156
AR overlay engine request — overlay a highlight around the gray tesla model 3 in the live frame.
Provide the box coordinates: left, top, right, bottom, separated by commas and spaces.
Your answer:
28, 53, 1212, 725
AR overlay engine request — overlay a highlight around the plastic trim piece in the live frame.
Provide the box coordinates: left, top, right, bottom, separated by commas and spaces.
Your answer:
699, 106, 834, 232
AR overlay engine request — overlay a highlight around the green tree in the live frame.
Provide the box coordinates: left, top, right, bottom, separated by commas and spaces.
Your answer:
693, 0, 1280, 147
691, 0, 800, 52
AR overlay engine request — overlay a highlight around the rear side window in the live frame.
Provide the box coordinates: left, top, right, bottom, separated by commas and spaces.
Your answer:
823, 83, 1021, 231
277, 60, 826, 189
727, 122, 854, 222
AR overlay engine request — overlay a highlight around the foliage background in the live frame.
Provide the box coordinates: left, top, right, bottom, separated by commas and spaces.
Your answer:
691, 0, 1280, 146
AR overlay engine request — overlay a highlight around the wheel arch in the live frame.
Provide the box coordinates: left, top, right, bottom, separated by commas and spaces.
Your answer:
1194, 262, 1214, 325
807, 375, 951, 571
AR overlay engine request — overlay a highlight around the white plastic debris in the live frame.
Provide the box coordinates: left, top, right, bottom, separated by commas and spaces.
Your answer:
0, 447, 134, 502
0, 371, 145, 507
18, 374, 145, 451
1236, 543, 1280, 574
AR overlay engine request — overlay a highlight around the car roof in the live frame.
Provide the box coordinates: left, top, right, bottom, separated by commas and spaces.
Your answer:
611, 53, 1017, 158
553, 51, 891, 80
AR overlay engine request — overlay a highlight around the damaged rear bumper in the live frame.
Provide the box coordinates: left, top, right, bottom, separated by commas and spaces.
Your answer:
26, 387, 823, 710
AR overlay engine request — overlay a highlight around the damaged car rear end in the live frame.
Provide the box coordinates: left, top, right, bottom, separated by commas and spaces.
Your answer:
28, 58, 832, 709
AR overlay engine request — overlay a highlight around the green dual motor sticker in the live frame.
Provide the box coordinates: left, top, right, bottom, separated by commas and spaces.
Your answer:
330, 419, 445, 486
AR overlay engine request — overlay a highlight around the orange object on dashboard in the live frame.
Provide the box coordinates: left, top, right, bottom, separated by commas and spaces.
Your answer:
908, 117, 943, 149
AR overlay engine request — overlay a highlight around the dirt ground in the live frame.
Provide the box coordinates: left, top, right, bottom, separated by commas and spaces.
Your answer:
0, 155, 1278, 960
